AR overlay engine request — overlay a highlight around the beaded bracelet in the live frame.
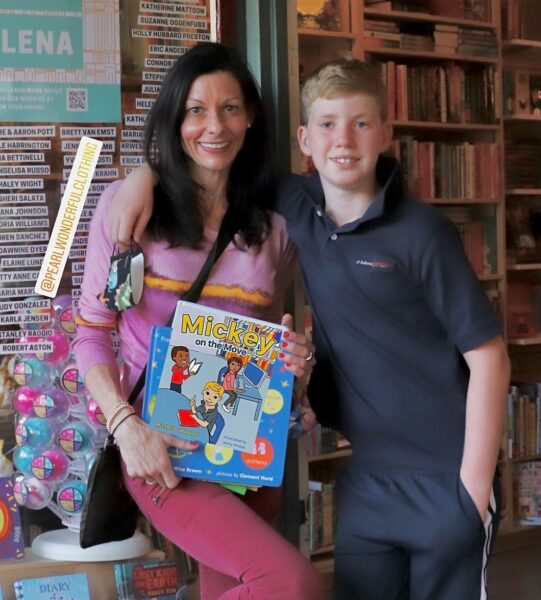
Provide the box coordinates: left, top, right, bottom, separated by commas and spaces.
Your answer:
111, 411, 138, 437
106, 401, 133, 433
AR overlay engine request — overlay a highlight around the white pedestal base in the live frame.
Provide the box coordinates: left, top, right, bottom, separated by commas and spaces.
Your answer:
31, 529, 152, 562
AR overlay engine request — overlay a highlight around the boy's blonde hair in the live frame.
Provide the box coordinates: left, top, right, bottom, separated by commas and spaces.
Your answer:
300, 58, 387, 124
204, 381, 224, 396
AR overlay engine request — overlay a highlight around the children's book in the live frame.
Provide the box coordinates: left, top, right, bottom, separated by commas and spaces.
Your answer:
13, 572, 90, 599
114, 558, 187, 600
143, 301, 294, 487
0, 477, 24, 560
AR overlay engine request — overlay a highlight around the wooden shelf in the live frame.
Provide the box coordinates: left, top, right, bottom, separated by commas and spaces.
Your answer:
478, 273, 503, 281
308, 447, 352, 463
507, 263, 541, 271
364, 46, 499, 64
429, 197, 501, 204
506, 189, 541, 196
391, 119, 500, 130
510, 454, 541, 463
298, 28, 355, 40
363, 8, 497, 30
507, 336, 541, 346
504, 114, 541, 123
503, 38, 541, 50
310, 544, 334, 557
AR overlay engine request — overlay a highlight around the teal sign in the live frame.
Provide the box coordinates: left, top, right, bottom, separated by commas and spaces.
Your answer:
0, 0, 120, 122
0, 1, 83, 69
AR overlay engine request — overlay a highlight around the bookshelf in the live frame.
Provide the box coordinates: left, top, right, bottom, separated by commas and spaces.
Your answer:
289, 0, 541, 567
500, 0, 541, 540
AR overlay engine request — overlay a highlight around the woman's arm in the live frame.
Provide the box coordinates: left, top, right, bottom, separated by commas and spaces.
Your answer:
109, 165, 156, 246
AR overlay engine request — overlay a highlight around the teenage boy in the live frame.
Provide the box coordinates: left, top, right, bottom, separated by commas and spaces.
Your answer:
107, 58, 510, 600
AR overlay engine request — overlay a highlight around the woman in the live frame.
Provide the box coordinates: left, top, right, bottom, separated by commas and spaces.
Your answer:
73, 43, 323, 599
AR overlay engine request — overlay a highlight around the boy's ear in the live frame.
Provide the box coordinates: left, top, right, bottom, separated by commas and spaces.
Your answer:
297, 125, 312, 157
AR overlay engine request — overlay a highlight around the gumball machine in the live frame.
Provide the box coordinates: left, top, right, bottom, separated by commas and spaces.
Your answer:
10, 295, 151, 561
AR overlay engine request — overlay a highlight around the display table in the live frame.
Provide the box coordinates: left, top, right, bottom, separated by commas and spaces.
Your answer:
0, 547, 164, 599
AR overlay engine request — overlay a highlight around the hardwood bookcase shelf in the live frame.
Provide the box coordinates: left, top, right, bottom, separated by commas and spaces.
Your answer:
511, 454, 541, 463
507, 336, 541, 346
308, 448, 352, 464
392, 120, 500, 130
364, 46, 499, 64
507, 263, 541, 271
298, 28, 355, 39
506, 189, 541, 195
503, 38, 541, 50
364, 8, 497, 29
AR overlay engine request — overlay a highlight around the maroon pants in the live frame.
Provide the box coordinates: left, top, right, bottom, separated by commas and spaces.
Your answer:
124, 471, 324, 600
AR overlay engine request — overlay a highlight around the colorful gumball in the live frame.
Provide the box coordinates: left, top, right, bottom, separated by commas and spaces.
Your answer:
59, 362, 85, 396
42, 332, 70, 365
86, 398, 106, 428
52, 295, 76, 337
15, 417, 55, 449
33, 388, 70, 421
58, 421, 95, 455
13, 445, 41, 475
13, 474, 53, 509
12, 357, 55, 389
11, 386, 40, 415
56, 480, 87, 516
31, 448, 70, 483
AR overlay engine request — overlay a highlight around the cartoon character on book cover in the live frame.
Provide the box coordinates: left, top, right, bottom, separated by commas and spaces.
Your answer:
0, 477, 24, 560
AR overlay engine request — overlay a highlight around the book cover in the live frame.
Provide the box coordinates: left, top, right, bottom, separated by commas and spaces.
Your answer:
143, 301, 294, 487
515, 461, 541, 525
0, 477, 24, 560
114, 558, 187, 600
13, 573, 90, 600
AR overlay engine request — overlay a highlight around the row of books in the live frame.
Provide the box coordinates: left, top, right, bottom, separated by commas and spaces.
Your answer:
393, 137, 502, 201
307, 480, 336, 552
377, 60, 498, 124
505, 142, 541, 189
365, 0, 491, 21
507, 382, 541, 459
439, 205, 498, 276
514, 461, 541, 525
503, 69, 541, 117
502, 0, 541, 42
365, 20, 497, 56
138, 517, 197, 581
306, 424, 351, 457
8, 558, 186, 599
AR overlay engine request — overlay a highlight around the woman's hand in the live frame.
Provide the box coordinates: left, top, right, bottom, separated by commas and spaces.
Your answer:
109, 165, 155, 247
280, 313, 315, 383
113, 414, 198, 489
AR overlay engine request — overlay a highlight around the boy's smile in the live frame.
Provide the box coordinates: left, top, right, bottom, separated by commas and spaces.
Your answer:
297, 93, 392, 222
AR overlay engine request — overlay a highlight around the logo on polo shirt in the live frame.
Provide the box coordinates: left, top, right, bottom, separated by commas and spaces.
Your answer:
356, 258, 394, 271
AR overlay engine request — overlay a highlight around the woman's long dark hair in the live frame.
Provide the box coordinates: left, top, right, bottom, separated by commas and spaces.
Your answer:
144, 42, 275, 248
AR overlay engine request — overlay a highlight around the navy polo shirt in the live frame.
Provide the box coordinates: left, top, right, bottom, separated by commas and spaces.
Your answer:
277, 157, 502, 471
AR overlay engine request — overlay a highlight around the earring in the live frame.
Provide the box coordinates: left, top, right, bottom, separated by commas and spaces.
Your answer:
247, 123, 252, 129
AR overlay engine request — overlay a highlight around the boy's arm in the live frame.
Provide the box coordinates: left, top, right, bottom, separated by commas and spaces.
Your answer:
460, 335, 510, 519
109, 164, 156, 246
